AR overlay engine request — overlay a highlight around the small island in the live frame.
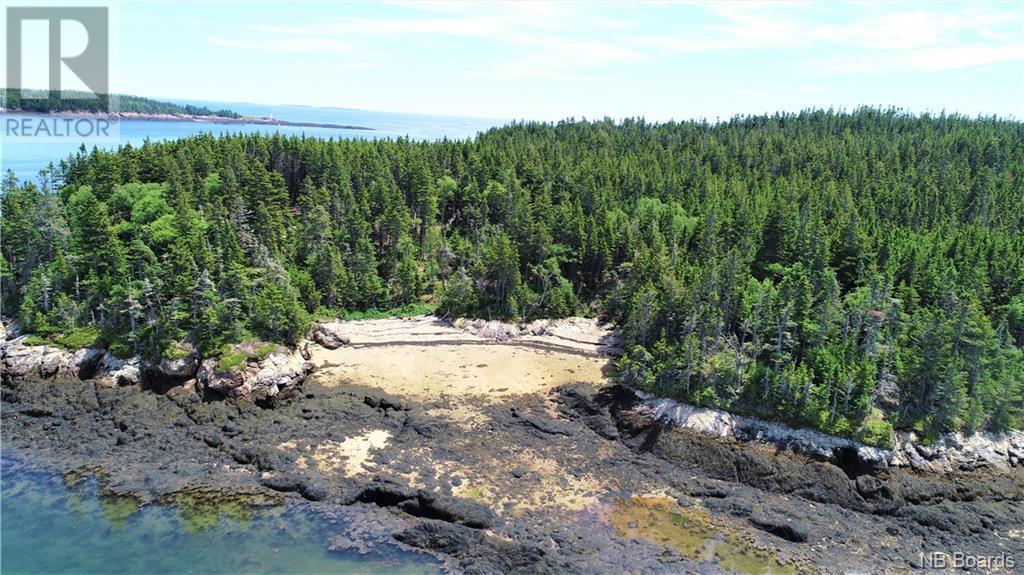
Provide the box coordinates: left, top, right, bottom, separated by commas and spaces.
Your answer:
0, 88, 373, 131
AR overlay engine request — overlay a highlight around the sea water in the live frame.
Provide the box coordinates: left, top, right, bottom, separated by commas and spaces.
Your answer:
0, 462, 440, 575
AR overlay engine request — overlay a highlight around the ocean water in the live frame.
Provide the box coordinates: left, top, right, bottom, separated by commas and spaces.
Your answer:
1, 101, 505, 183
0, 462, 441, 575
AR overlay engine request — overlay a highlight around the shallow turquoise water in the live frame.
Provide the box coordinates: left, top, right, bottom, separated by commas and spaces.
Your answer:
0, 463, 440, 575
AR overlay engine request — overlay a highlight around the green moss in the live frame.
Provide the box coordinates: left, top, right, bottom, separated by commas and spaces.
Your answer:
858, 419, 895, 450
21, 335, 51, 346
163, 342, 192, 360
254, 343, 278, 360
55, 326, 101, 349
217, 350, 249, 372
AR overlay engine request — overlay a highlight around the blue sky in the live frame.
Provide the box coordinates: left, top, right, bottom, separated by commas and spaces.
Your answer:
24, 1, 1024, 120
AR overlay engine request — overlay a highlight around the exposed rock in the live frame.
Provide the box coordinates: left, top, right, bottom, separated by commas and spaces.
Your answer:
1, 339, 93, 382
453, 318, 521, 342
312, 322, 351, 349
197, 350, 312, 399
165, 379, 198, 399
92, 353, 142, 387
355, 480, 496, 529
260, 473, 330, 501
634, 391, 1024, 474
401, 492, 497, 529
157, 345, 198, 379
748, 511, 809, 543
395, 520, 485, 555
4, 370, 1022, 575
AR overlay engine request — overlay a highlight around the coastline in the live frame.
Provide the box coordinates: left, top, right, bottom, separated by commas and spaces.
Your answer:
0, 109, 375, 131
2, 315, 1022, 574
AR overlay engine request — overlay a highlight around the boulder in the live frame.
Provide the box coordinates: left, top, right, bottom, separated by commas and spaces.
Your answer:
198, 349, 312, 399
157, 344, 198, 379
454, 318, 521, 341
197, 357, 248, 397
748, 512, 809, 543
92, 353, 142, 387
856, 445, 890, 473
312, 323, 350, 349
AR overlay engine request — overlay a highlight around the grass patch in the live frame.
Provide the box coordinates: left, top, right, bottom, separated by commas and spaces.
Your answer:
21, 335, 51, 346
163, 342, 192, 360
254, 343, 278, 360
55, 326, 101, 349
341, 303, 435, 321
858, 418, 895, 450
217, 350, 250, 372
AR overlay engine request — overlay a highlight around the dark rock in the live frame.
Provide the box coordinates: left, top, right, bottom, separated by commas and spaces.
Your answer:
395, 520, 484, 555
19, 406, 52, 417
355, 481, 418, 507
203, 432, 224, 447
748, 512, 809, 543
520, 415, 573, 437
261, 473, 329, 502
400, 492, 497, 529
261, 473, 303, 493
221, 420, 242, 436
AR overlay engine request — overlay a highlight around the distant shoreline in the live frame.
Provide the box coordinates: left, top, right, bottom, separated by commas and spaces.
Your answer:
1, 109, 375, 131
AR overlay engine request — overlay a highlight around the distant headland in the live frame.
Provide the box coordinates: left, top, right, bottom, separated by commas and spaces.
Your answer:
0, 88, 374, 131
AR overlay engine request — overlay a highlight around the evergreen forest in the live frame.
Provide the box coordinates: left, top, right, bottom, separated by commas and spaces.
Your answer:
3, 108, 1022, 444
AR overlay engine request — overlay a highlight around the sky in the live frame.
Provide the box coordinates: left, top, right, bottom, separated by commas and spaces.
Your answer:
9, 0, 1024, 121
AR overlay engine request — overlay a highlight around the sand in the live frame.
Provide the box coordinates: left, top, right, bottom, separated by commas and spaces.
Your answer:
309, 316, 618, 402
297, 315, 623, 513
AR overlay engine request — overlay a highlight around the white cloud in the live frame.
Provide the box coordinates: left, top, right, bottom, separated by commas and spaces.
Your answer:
800, 85, 824, 94
208, 1, 1024, 78
810, 42, 1024, 73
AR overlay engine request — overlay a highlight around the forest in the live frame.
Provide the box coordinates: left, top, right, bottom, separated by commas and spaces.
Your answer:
2, 109, 1022, 445
1, 88, 240, 118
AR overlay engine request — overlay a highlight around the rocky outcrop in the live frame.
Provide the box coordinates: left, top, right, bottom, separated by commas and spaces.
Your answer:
0, 330, 310, 399
452, 318, 522, 342
312, 322, 351, 349
634, 392, 1024, 474
91, 353, 142, 387
889, 430, 1024, 473
451, 316, 624, 354
1, 339, 96, 381
197, 350, 312, 399
0, 337, 141, 387
157, 344, 198, 379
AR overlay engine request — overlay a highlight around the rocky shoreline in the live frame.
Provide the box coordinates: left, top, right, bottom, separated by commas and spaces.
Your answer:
637, 394, 1024, 475
2, 316, 1023, 573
